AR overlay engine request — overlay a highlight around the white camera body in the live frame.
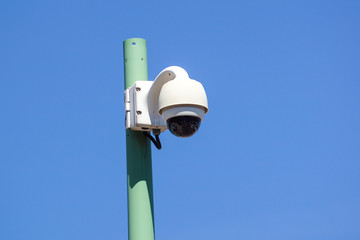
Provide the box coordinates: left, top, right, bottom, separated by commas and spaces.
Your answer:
125, 66, 208, 137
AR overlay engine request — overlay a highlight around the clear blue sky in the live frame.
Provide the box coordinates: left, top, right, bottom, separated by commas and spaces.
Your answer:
1, 1, 359, 239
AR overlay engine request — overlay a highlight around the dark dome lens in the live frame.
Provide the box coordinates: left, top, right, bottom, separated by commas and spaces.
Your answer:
166, 116, 201, 137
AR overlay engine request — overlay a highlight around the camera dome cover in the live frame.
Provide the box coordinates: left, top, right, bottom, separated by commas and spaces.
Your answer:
158, 79, 208, 115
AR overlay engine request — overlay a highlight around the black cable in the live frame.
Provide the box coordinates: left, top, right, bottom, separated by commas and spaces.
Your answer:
143, 131, 162, 150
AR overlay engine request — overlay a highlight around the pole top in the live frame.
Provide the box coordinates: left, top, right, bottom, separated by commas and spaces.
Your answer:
124, 38, 146, 46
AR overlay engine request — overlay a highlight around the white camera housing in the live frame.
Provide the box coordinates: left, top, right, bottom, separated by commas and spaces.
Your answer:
125, 66, 208, 136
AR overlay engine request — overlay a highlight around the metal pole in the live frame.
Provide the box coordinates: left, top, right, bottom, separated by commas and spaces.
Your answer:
123, 38, 155, 240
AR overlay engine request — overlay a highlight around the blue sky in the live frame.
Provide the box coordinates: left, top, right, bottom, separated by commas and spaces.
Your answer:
1, 1, 360, 239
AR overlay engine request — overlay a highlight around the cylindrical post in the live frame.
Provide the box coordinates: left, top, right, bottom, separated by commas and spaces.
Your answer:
123, 38, 155, 240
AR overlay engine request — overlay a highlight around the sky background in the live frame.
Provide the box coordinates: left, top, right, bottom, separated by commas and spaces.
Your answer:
1, 1, 360, 239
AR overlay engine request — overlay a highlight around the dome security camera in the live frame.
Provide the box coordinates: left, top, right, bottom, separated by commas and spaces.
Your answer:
124, 66, 208, 146
158, 73, 208, 137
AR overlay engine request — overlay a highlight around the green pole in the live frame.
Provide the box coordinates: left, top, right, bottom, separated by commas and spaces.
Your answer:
123, 38, 155, 240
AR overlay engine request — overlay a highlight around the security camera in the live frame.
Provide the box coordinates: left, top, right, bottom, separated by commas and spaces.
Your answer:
124, 66, 208, 147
